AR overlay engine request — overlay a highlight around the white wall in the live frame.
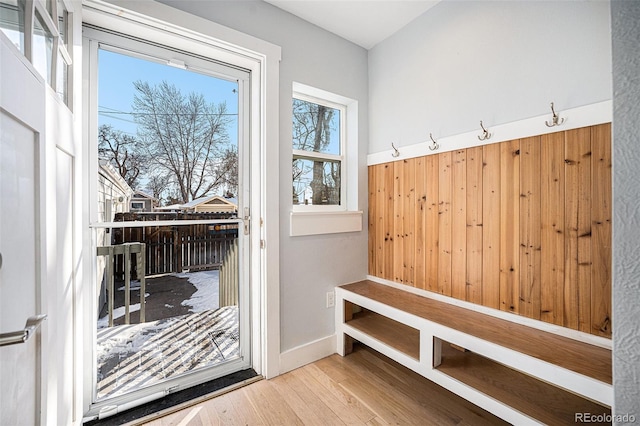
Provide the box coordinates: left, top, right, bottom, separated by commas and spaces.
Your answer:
368, 0, 612, 154
611, 1, 640, 422
158, 0, 370, 355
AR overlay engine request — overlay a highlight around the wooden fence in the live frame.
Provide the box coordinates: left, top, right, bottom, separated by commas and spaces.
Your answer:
111, 212, 238, 277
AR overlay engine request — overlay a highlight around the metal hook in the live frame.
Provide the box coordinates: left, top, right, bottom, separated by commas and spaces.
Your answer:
391, 143, 400, 158
428, 133, 439, 151
545, 102, 565, 127
478, 120, 492, 141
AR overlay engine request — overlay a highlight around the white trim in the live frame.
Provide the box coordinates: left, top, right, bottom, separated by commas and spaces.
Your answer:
366, 275, 612, 350
367, 100, 613, 165
290, 211, 363, 236
279, 335, 337, 375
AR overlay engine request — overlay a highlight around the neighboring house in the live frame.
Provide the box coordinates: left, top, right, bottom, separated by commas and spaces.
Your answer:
98, 159, 134, 224
130, 190, 157, 212
180, 195, 238, 214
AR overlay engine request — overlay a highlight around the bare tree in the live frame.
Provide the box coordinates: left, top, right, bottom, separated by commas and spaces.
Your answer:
145, 172, 171, 203
98, 124, 146, 188
132, 80, 234, 203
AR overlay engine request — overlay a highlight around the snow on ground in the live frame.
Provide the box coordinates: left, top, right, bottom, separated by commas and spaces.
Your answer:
96, 270, 229, 399
97, 304, 141, 329
97, 271, 219, 328
177, 269, 219, 312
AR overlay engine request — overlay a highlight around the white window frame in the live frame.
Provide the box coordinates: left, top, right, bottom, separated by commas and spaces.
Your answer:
292, 92, 346, 210
290, 82, 362, 236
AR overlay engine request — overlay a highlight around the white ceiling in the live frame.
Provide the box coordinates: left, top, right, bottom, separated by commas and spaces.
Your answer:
264, 0, 440, 50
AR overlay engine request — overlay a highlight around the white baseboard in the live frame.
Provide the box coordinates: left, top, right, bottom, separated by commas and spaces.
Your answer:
279, 334, 337, 375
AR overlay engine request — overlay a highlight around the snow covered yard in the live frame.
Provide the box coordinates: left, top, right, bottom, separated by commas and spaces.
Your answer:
96, 270, 239, 400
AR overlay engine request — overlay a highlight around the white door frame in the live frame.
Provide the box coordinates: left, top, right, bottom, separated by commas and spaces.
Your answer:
81, 0, 281, 417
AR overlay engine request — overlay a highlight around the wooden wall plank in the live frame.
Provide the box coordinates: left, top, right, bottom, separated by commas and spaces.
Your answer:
451, 150, 467, 300
403, 159, 416, 286
482, 143, 501, 309
425, 155, 440, 293
414, 157, 427, 290
375, 164, 385, 278
466, 147, 483, 305
540, 131, 565, 325
393, 161, 404, 283
577, 131, 593, 335
500, 140, 520, 314
384, 163, 395, 281
564, 131, 579, 330
438, 152, 453, 296
564, 127, 592, 331
519, 136, 542, 320
368, 165, 376, 276
590, 123, 612, 337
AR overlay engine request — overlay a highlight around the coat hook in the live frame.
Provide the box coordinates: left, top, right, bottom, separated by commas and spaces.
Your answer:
545, 102, 565, 127
428, 133, 440, 151
478, 120, 492, 141
391, 142, 400, 158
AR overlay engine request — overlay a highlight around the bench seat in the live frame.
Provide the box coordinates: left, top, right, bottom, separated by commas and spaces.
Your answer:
335, 279, 612, 425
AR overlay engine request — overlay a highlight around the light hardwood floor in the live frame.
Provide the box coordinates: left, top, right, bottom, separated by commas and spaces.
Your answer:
135, 344, 506, 425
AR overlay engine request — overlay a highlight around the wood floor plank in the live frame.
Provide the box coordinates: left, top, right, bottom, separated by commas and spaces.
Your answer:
226, 387, 265, 425
242, 379, 304, 425
301, 362, 376, 423
292, 366, 369, 425
269, 371, 346, 426
141, 345, 506, 426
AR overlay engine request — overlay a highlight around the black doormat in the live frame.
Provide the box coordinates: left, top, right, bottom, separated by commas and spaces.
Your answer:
85, 368, 258, 425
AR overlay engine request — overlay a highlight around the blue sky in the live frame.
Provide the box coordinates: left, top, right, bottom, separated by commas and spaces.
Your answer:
98, 48, 239, 141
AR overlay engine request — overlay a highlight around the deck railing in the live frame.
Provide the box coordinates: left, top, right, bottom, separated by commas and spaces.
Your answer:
219, 239, 239, 307
97, 242, 146, 326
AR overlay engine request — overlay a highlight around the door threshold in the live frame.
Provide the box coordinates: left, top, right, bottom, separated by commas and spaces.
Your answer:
84, 369, 261, 425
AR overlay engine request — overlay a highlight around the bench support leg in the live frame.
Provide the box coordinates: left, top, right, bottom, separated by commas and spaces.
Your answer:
433, 337, 442, 368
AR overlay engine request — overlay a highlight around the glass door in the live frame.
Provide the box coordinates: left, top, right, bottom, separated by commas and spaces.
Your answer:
84, 26, 251, 418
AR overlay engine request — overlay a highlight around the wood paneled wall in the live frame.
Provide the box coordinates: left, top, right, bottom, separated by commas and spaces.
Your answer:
368, 124, 612, 338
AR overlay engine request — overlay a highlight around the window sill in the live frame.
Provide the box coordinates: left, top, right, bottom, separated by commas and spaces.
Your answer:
290, 210, 363, 236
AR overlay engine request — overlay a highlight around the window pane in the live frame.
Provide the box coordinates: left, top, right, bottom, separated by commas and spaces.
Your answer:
57, 1, 67, 46
33, 11, 54, 84
292, 98, 340, 155
292, 157, 341, 206
0, 0, 26, 54
56, 54, 68, 104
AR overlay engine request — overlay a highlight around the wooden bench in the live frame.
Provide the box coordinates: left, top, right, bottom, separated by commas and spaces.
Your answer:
335, 280, 612, 425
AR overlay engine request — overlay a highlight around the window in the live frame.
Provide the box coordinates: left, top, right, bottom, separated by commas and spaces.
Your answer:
290, 83, 362, 236
0, 0, 72, 106
292, 95, 344, 208
130, 201, 144, 210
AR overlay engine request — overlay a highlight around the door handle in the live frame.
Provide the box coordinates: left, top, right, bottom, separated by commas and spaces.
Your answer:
0, 314, 47, 347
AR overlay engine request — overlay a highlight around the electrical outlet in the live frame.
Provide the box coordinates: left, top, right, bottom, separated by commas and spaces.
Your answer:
326, 291, 335, 308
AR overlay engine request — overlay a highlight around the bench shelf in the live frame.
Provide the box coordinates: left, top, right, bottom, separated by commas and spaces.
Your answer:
336, 280, 613, 425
